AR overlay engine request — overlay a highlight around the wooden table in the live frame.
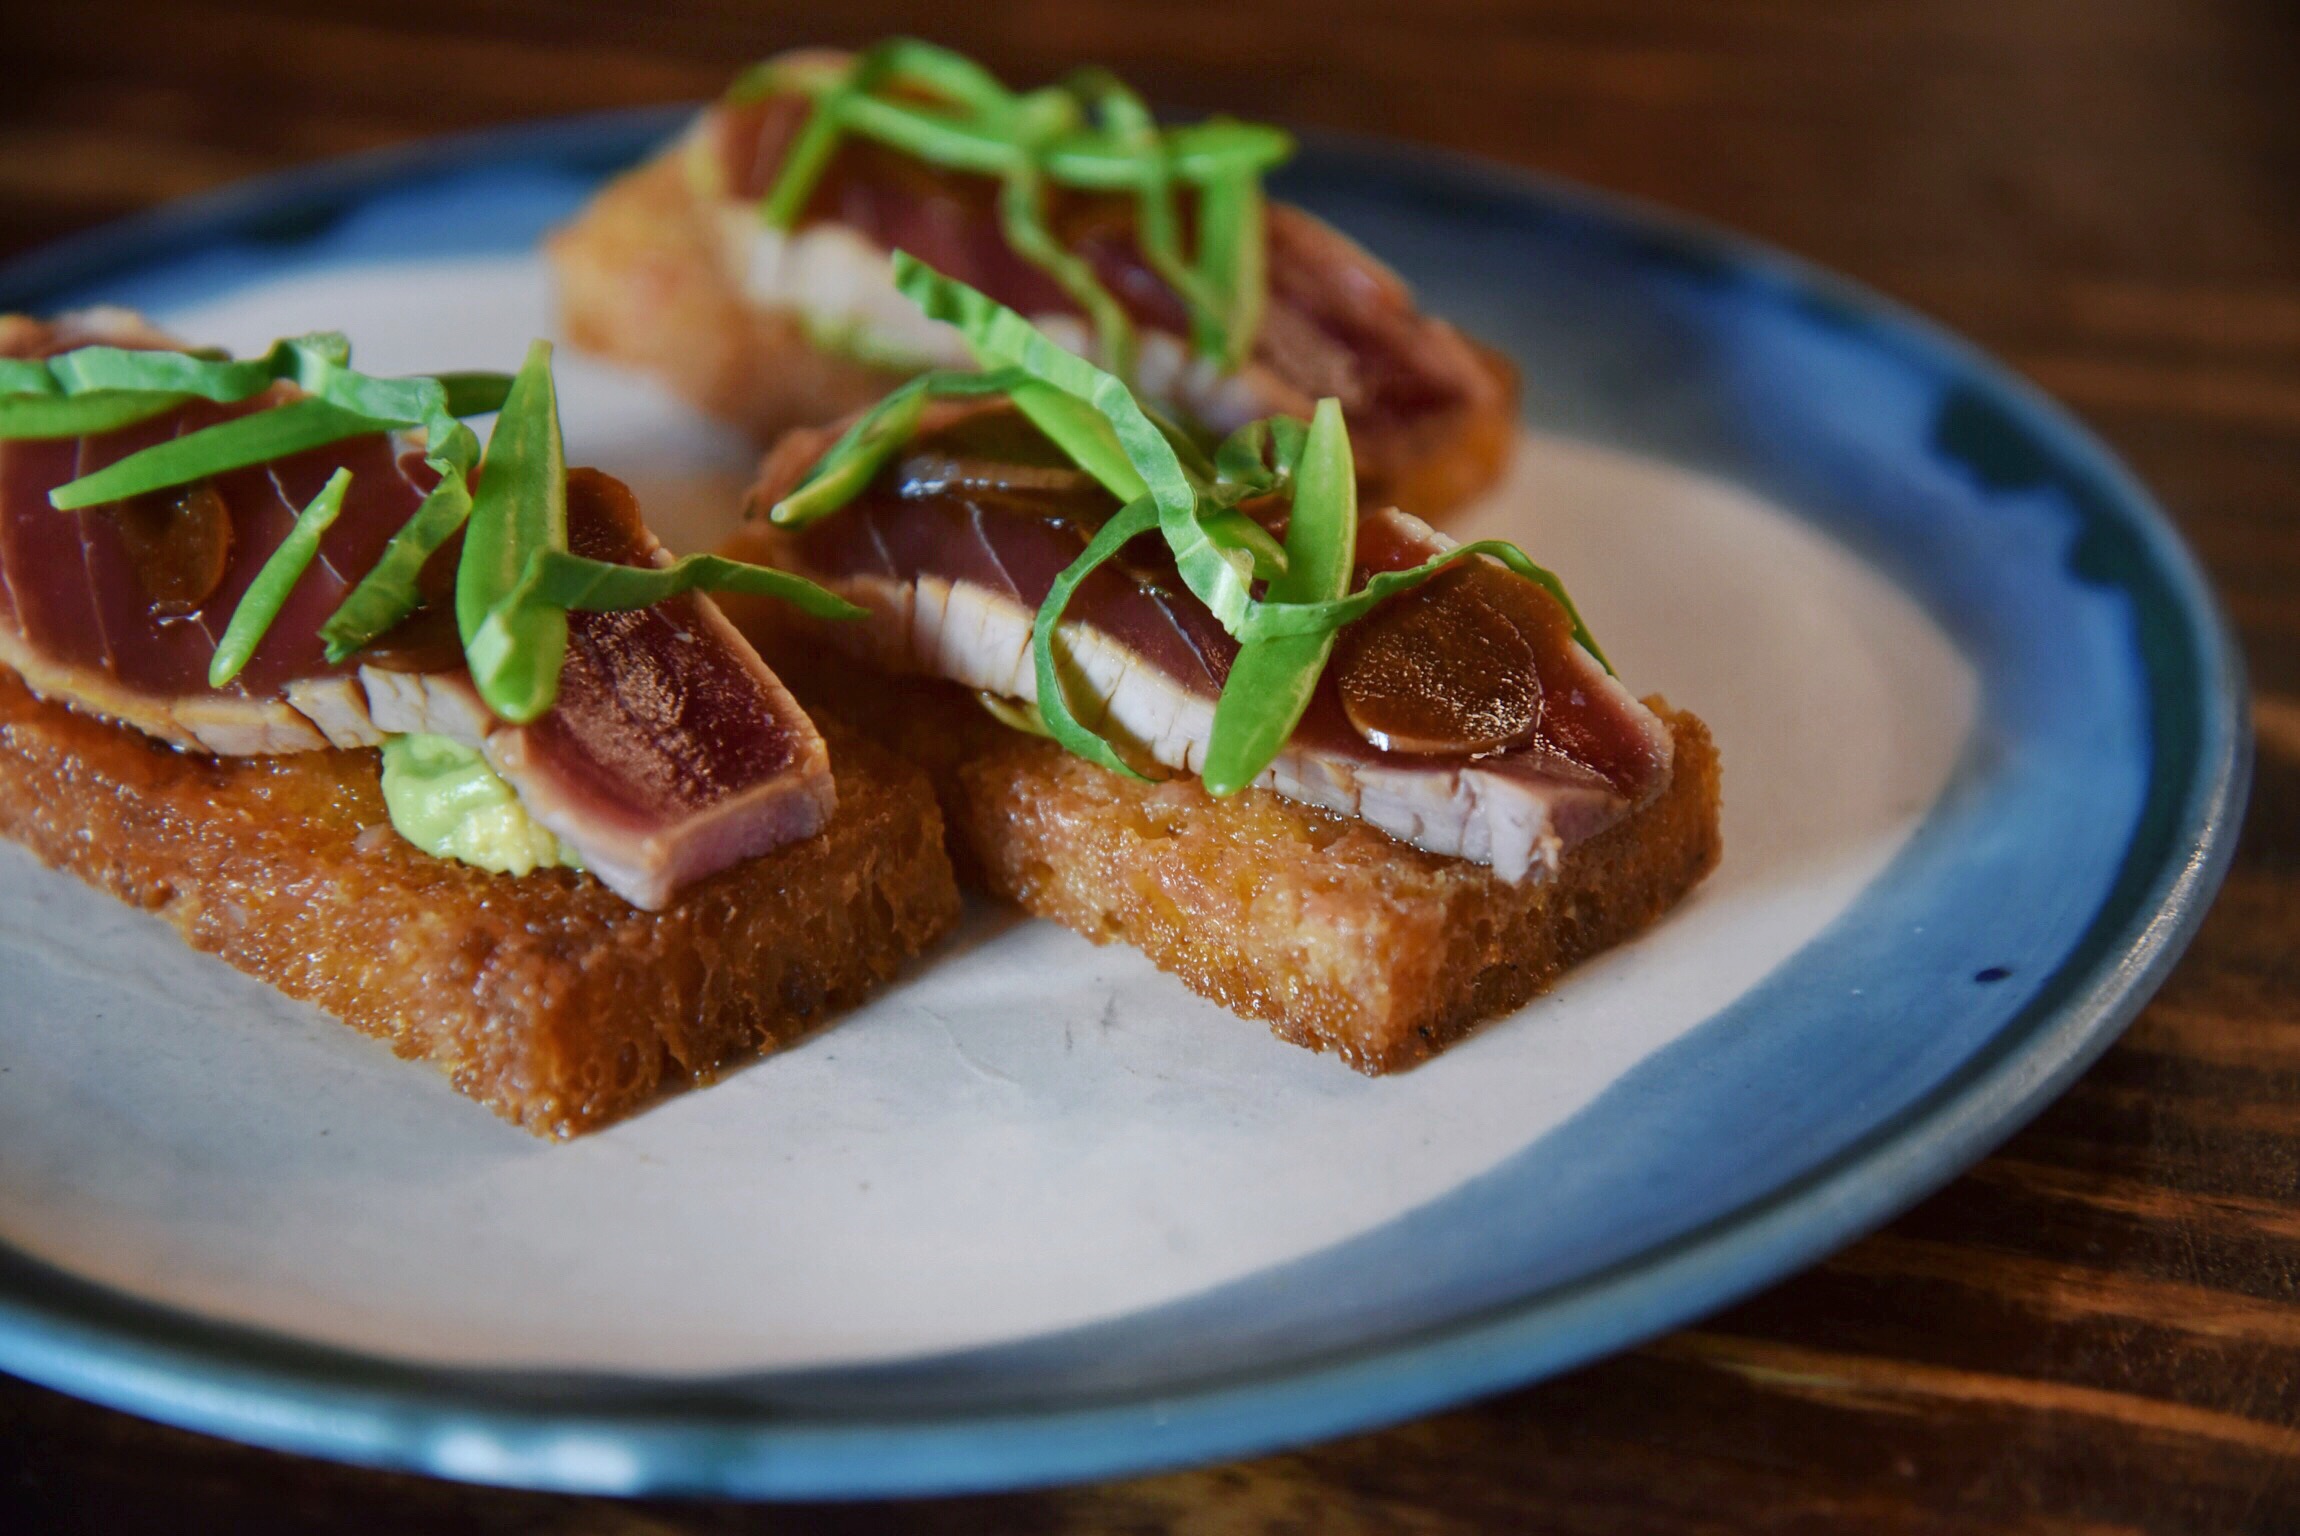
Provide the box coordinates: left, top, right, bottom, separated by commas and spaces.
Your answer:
2, 2, 2294, 1529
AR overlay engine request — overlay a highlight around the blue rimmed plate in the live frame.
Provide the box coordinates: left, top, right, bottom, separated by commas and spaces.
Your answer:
0, 110, 2248, 1497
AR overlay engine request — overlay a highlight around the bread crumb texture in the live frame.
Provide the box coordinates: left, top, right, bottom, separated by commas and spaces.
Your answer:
752, 637, 1721, 1072
0, 666, 961, 1137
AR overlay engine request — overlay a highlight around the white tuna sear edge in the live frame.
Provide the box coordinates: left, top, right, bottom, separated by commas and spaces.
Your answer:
281, 676, 388, 748
0, 620, 330, 755
356, 665, 493, 746
731, 214, 976, 372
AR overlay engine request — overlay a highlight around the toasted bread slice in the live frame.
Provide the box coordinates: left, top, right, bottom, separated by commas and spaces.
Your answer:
0, 665, 961, 1136
743, 640, 1720, 1072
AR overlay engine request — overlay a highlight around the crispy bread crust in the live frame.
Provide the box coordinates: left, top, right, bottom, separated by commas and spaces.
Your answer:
0, 666, 961, 1136
549, 150, 1518, 519
740, 636, 1720, 1072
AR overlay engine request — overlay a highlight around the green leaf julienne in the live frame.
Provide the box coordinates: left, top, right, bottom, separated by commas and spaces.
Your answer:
893, 253, 1254, 636
1, 332, 340, 453
50, 398, 384, 510
0, 391, 193, 441
514, 548, 865, 623
1200, 397, 1356, 796
769, 367, 1028, 526
774, 256, 1613, 794
1030, 495, 1162, 779
208, 467, 353, 688
460, 340, 568, 725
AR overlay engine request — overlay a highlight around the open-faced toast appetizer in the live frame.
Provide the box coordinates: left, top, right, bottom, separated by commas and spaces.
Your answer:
550, 40, 1519, 519
0, 313, 959, 1135
721, 259, 1720, 1072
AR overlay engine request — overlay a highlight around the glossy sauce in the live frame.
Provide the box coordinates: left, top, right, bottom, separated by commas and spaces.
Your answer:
1335, 562, 1553, 755
108, 481, 233, 617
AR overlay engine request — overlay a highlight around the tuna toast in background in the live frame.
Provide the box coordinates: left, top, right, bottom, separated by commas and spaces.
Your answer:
0, 314, 960, 1136
549, 41, 1519, 520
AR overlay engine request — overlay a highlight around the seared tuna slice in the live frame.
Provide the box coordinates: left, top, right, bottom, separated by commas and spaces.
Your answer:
738, 407, 1668, 882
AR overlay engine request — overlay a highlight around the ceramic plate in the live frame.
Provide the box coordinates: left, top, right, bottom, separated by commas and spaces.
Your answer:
0, 110, 2248, 1497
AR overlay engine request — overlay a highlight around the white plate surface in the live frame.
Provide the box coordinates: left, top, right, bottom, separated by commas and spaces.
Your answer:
0, 256, 1972, 1376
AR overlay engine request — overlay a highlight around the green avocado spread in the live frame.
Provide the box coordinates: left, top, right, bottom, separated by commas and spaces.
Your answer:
378, 733, 582, 876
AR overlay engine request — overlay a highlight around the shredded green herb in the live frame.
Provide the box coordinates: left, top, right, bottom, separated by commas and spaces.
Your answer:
1239, 538, 1607, 668
770, 367, 1027, 527
0, 334, 333, 408
2, 330, 861, 724
433, 373, 515, 418
734, 39, 1293, 377
1200, 397, 1355, 796
208, 467, 353, 688
893, 253, 1257, 637
776, 256, 1610, 794
51, 398, 386, 510
460, 340, 569, 725
0, 331, 503, 670
0, 391, 193, 441
513, 548, 867, 622
317, 483, 470, 664
1031, 495, 1163, 778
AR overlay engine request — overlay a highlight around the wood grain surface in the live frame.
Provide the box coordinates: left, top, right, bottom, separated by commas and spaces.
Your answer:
2, 1, 2295, 1530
